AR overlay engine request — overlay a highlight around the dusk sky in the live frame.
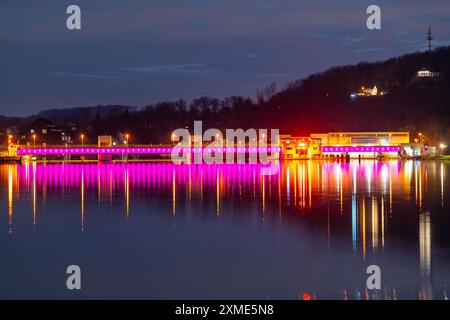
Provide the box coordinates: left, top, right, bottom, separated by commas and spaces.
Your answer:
1, 0, 450, 116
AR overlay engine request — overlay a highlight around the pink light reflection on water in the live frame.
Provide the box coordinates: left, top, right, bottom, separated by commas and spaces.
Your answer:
16, 162, 279, 192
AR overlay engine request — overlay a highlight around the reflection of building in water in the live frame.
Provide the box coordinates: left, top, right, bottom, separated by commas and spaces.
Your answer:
126, 168, 130, 217
371, 197, 379, 253
32, 163, 37, 226
81, 167, 85, 232
419, 211, 432, 300
2, 160, 447, 299
352, 165, 357, 252
8, 165, 14, 234
441, 163, 445, 208
13, 163, 283, 218
4, 161, 436, 249
362, 196, 366, 260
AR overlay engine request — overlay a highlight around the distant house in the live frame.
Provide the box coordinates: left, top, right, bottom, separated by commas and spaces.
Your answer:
350, 85, 386, 99
417, 69, 440, 78
6, 126, 19, 139
61, 132, 72, 143
361, 85, 378, 96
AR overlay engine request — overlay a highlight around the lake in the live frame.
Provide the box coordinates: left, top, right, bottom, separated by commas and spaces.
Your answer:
0, 160, 449, 299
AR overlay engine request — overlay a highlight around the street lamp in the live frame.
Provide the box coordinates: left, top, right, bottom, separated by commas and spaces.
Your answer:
125, 134, 130, 147
32, 134, 36, 148
215, 133, 222, 146
440, 143, 448, 153
80, 134, 85, 161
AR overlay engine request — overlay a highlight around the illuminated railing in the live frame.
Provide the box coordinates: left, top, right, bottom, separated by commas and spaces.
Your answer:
322, 146, 401, 153
17, 146, 282, 156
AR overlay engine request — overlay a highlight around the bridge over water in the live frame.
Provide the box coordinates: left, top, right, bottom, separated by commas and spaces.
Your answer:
5, 144, 401, 163
17, 145, 282, 156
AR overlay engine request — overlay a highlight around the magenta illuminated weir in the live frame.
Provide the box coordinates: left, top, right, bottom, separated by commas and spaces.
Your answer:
321, 146, 401, 153
17, 147, 282, 156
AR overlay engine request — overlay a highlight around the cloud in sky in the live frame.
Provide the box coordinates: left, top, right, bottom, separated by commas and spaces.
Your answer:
0, 0, 449, 115
46, 72, 119, 79
121, 64, 221, 75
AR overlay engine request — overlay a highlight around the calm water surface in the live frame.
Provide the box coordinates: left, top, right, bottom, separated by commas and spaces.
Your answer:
1, 160, 449, 299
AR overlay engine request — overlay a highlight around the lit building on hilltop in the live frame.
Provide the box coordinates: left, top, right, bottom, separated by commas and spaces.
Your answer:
350, 86, 386, 99
361, 85, 378, 96
415, 28, 440, 79
416, 69, 440, 78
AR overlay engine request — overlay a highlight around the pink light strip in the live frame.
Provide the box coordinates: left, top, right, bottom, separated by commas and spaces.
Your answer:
16, 147, 282, 156
321, 146, 401, 153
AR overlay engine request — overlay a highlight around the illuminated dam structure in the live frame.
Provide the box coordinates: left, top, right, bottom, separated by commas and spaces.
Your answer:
15, 145, 402, 161
17, 146, 282, 156
321, 146, 401, 153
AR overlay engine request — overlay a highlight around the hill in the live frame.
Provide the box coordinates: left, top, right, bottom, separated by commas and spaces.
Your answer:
261, 46, 450, 142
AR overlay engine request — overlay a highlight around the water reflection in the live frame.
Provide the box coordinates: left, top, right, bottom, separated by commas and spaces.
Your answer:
419, 211, 432, 300
0, 160, 449, 299
442, 163, 445, 207
7, 165, 14, 234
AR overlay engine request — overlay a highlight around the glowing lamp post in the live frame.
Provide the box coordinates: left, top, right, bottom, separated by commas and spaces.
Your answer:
80, 134, 85, 161
440, 143, 448, 154
32, 134, 36, 148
